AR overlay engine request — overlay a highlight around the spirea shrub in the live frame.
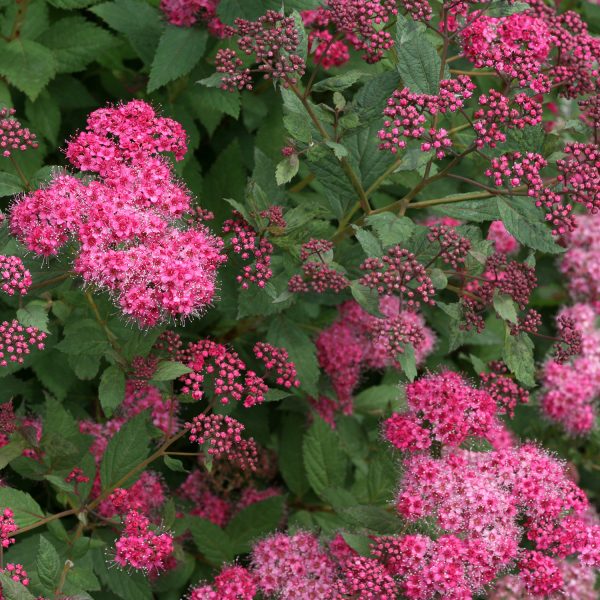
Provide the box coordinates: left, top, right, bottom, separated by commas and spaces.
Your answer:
0, 0, 599, 597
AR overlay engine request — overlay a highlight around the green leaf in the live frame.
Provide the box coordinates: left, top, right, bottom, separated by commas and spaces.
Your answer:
217, 0, 271, 23
98, 365, 126, 417
497, 197, 562, 254
312, 71, 368, 92
226, 496, 284, 553
16, 302, 49, 333
303, 417, 348, 497
0, 488, 44, 527
430, 197, 501, 222
365, 213, 415, 249
342, 532, 373, 556
93, 549, 152, 600
100, 412, 150, 491
353, 226, 383, 258
275, 155, 300, 185
0, 573, 35, 600
340, 505, 402, 534
148, 26, 208, 92
429, 268, 448, 290
354, 384, 404, 414
25, 92, 60, 145
325, 140, 349, 160
0, 173, 23, 197
398, 344, 417, 381
278, 413, 310, 497
151, 361, 192, 381
36, 536, 61, 593
91, 0, 163, 64
0, 436, 27, 469
0, 39, 57, 101
189, 517, 234, 565
353, 71, 401, 124
38, 17, 114, 74
503, 330, 535, 387
493, 293, 518, 324
163, 455, 187, 473
396, 16, 441, 94
350, 281, 382, 316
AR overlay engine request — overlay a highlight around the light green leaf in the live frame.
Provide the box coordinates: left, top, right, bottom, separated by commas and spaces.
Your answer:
365, 213, 415, 249
353, 226, 383, 258
148, 26, 208, 92
16, 303, 49, 333
493, 293, 518, 324
151, 361, 192, 381
275, 155, 300, 185
0, 488, 44, 527
0, 173, 23, 197
503, 330, 535, 387
398, 344, 417, 381
98, 365, 126, 417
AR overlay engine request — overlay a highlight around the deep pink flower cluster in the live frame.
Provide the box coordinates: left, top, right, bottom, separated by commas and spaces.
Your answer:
121, 381, 179, 435
0, 107, 38, 157
487, 220, 520, 254
541, 304, 600, 434
160, 0, 229, 37
557, 142, 600, 214
326, 0, 397, 63
554, 314, 583, 363
378, 76, 475, 157
486, 151, 546, 192
301, 9, 354, 70
185, 414, 258, 470
384, 372, 498, 452
253, 342, 299, 389
223, 212, 273, 289
0, 255, 31, 296
288, 239, 350, 294
114, 510, 174, 572
0, 401, 15, 436
177, 338, 268, 406
189, 565, 257, 599
461, 14, 552, 89
579, 94, 600, 134
0, 320, 46, 367
99, 471, 166, 518
10, 101, 225, 327
65, 467, 89, 485
335, 555, 397, 599
474, 90, 543, 148
0, 509, 17, 548
479, 362, 529, 417
428, 225, 471, 269
215, 11, 306, 91
251, 531, 336, 598
178, 469, 232, 527
316, 299, 435, 412
360, 246, 436, 308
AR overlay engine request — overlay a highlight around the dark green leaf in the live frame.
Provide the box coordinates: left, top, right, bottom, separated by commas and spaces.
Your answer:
226, 496, 284, 553
36, 536, 61, 592
98, 365, 126, 417
398, 344, 417, 381
189, 517, 234, 565
0, 488, 44, 527
0, 173, 23, 197
503, 330, 535, 387
151, 361, 192, 381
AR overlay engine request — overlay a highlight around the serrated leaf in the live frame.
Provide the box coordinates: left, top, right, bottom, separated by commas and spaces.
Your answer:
325, 140, 349, 159
275, 155, 300, 185
340, 505, 402, 534
0, 436, 27, 469
189, 517, 234, 565
303, 417, 348, 497
151, 361, 192, 381
98, 365, 126, 417
25, 92, 60, 146
365, 213, 415, 248
0, 173, 23, 197
354, 384, 404, 414
430, 197, 501, 222
398, 344, 417, 381
0, 488, 44, 527
430, 268, 448, 289
16, 303, 49, 333
353, 226, 383, 258
350, 281, 382, 316
503, 330, 535, 387
226, 496, 284, 553
0, 39, 57, 101
36, 536, 61, 592
0, 573, 35, 600
100, 412, 150, 491
312, 71, 368, 92
148, 26, 207, 92
493, 293, 518, 324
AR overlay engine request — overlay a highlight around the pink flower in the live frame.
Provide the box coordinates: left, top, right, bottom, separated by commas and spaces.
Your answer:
0, 108, 38, 157
0, 509, 17, 548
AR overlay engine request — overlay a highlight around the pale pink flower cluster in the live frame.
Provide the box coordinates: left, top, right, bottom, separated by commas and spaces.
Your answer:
114, 510, 174, 572
251, 531, 337, 598
0, 107, 38, 157
10, 100, 225, 327
487, 220, 520, 254
0, 320, 46, 367
189, 565, 257, 599
185, 414, 258, 471
384, 371, 498, 452
0, 255, 31, 296
316, 299, 435, 414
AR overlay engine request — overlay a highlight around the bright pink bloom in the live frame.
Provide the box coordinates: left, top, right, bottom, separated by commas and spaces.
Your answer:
0, 509, 17, 548
335, 555, 397, 599
0, 320, 46, 367
487, 220, 520, 254
0, 108, 38, 157
189, 565, 257, 599
0, 256, 31, 296
253, 342, 300, 389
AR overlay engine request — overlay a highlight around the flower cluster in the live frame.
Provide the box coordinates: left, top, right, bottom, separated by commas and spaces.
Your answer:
301, 9, 353, 70
0, 509, 17, 548
215, 11, 306, 91
288, 239, 350, 294
99, 471, 165, 518
427, 224, 471, 268
10, 100, 225, 327
487, 220, 520, 254
0, 107, 38, 157
0, 320, 46, 367
378, 76, 475, 157
479, 362, 529, 417
384, 371, 498, 452
0, 255, 31, 296
186, 414, 258, 470
114, 510, 174, 572
160, 0, 229, 36
253, 342, 300, 390
223, 212, 273, 289
189, 565, 257, 599
557, 142, 600, 215
360, 245, 436, 308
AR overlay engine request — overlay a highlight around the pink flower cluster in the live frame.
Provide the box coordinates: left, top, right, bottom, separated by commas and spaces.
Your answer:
121, 381, 179, 436
0, 255, 31, 296
251, 531, 336, 597
317, 299, 435, 414
0, 107, 38, 157
160, 0, 229, 37
428, 224, 471, 269
253, 342, 300, 389
189, 565, 257, 599
0, 320, 46, 367
0, 509, 17, 548
99, 471, 166, 518
479, 362, 529, 417
288, 239, 350, 294
557, 142, 600, 215
461, 13, 552, 89
186, 414, 258, 470
487, 220, 520, 254
378, 76, 475, 157
223, 212, 273, 289
215, 11, 306, 91
10, 100, 225, 327
301, 9, 354, 70
0, 563, 30, 599
114, 510, 174, 572
384, 371, 498, 452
